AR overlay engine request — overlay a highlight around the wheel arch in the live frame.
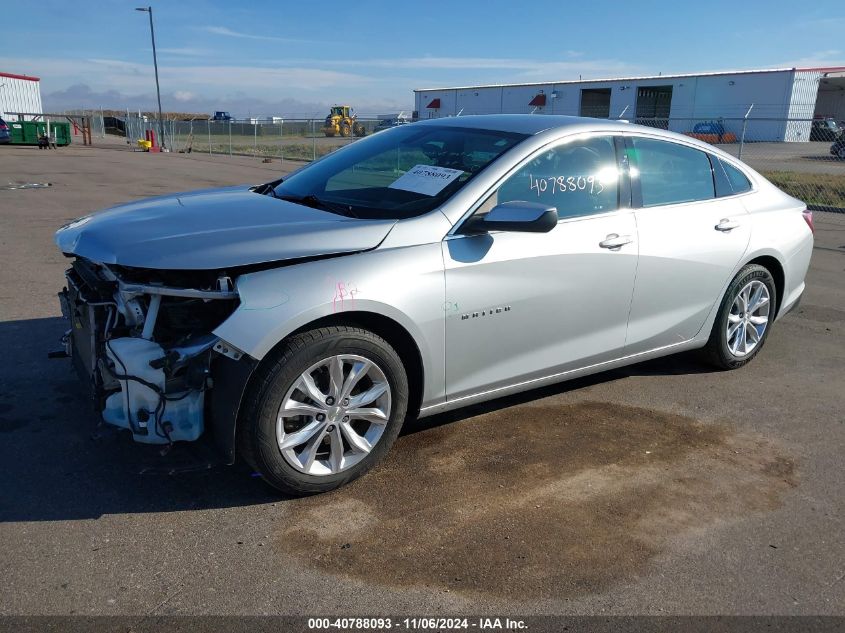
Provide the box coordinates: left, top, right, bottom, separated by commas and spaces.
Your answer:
251, 310, 425, 419
214, 309, 429, 468
692, 249, 788, 348
744, 254, 785, 315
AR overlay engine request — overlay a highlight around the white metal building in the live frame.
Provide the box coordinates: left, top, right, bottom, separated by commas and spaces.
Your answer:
0, 71, 43, 119
414, 66, 845, 142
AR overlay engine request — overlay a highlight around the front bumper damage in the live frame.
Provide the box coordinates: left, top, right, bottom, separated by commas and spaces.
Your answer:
57, 257, 255, 463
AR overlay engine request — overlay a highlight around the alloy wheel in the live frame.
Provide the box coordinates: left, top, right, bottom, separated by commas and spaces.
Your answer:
727, 280, 771, 357
276, 354, 391, 475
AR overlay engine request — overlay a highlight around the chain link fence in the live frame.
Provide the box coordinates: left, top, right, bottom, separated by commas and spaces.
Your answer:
74, 112, 845, 212
630, 117, 845, 212
109, 115, 386, 164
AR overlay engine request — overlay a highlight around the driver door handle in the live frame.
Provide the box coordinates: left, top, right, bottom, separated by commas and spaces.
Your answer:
715, 218, 740, 232
599, 233, 633, 250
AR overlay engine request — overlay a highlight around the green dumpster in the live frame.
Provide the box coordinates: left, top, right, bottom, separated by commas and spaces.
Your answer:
50, 122, 71, 145
8, 120, 71, 146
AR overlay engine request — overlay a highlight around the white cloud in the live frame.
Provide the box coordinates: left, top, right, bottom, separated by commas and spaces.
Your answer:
201, 26, 322, 44
40, 83, 409, 118
328, 55, 622, 71
778, 50, 845, 68
0, 56, 375, 95
288, 55, 642, 80
157, 47, 209, 57
2, 52, 642, 116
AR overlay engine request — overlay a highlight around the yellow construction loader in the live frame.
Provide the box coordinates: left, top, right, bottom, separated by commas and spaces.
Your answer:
322, 105, 366, 137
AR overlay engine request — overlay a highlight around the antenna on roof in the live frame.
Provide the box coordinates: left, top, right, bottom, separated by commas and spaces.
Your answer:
456, 108, 463, 117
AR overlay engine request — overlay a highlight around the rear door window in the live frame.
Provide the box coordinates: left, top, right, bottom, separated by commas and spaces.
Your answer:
629, 137, 715, 207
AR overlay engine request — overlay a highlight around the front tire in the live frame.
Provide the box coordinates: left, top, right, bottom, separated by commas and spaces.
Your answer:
703, 264, 777, 370
238, 326, 408, 495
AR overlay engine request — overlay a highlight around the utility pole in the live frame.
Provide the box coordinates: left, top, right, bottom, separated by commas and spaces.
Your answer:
135, 6, 165, 150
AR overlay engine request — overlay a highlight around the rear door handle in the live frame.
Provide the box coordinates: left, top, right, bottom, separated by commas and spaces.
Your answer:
715, 218, 740, 232
599, 233, 633, 250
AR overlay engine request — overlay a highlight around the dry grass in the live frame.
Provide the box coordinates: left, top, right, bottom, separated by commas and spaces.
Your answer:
762, 170, 845, 209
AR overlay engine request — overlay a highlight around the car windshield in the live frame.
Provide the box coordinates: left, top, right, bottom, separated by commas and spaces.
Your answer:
271, 125, 528, 219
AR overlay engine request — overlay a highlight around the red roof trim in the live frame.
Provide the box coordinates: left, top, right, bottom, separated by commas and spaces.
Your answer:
529, 94, 547, 106
797, 66, 845, 73
426, 98, 441, 109
0, 71, 40, 82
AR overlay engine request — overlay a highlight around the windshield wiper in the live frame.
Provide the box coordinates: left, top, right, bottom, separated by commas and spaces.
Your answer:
252, 178, 284, 198
275, 193, 359, 218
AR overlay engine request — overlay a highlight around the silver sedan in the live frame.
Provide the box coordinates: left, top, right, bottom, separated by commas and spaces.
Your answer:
55, 115, 814, 494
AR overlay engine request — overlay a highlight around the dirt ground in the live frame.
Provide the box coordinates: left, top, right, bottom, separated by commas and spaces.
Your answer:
0, 141, 843, 616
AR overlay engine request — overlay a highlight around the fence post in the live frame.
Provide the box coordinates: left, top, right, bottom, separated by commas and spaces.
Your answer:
207, 119, 212, 155
279, 121, 284, 166
254, 121, 257, 157
738, 104, 754, 160
228, 119, 232, 156
312, 119, 316, 161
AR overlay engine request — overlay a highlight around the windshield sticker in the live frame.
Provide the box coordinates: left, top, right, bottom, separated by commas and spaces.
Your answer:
388, 164, 464, 196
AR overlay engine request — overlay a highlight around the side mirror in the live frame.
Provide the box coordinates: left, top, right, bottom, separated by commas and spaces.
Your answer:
462, 201, 558, 234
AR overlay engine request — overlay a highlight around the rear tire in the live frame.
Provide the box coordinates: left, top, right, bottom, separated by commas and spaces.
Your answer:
238, 326, 408, 495
703, 264, 777, 370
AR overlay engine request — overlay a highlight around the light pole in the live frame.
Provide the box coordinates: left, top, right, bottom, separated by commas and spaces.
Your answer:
135, 6, 165, 150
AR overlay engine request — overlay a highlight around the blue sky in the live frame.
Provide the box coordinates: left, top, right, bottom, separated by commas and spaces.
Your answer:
1, 0, 843, 116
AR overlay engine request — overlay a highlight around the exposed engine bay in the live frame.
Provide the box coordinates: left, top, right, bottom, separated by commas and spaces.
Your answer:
58, 257, 242, 446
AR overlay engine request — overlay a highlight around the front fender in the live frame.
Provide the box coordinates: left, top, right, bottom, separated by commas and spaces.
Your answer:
213, 244, 447, 406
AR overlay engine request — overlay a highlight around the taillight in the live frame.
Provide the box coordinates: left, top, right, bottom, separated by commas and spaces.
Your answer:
802, 208, 814, 234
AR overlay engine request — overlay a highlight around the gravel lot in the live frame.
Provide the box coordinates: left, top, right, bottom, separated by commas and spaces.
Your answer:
0, 142, 843, 616
717, 141, 845, 176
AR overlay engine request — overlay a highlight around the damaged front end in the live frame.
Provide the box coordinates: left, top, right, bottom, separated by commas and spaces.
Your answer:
58, 257, 246, 451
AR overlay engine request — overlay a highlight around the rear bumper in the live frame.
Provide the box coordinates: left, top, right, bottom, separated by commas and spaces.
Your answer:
779, 286, 804, 319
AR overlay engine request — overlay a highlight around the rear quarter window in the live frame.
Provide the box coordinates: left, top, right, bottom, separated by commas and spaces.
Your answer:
718, 158, 752, 194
